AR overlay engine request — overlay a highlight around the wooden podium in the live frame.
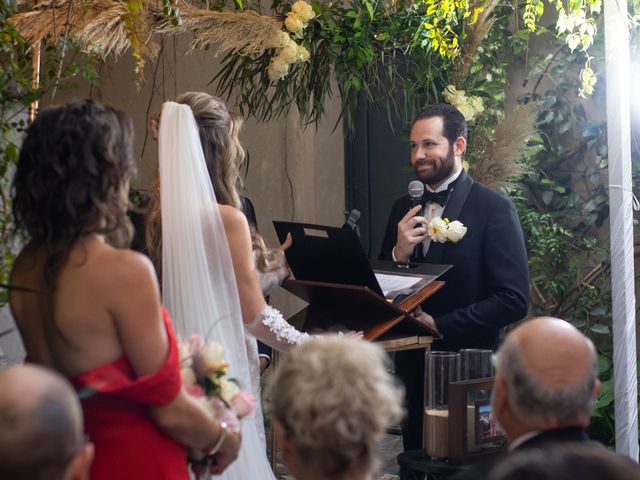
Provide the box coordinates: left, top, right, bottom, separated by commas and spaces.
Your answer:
281, 278, 444, 340
268, 277, 445, 471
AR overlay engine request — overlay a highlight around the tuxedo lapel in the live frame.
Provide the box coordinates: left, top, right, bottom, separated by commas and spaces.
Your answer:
424, 170, 474, 265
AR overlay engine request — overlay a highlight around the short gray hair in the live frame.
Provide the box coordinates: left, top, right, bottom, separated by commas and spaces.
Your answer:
271, 336, 405, 478
494, 339, 598, 423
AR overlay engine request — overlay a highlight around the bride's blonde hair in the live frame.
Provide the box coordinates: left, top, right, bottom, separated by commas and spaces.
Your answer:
146, 92, 272, 275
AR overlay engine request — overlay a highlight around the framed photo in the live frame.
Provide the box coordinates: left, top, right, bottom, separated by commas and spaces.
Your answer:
447, 378, 508, 464
474, 399, 505, 444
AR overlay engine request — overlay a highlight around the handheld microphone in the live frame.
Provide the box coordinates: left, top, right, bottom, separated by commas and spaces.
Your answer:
342, 209, 361, 238
408, 180, 425, 225
407, 181, 425, 263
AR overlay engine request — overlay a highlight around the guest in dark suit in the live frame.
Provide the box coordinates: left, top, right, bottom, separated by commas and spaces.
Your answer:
486, 443, 640, 480
379, 103, 530, 449
450, 317, 602, 480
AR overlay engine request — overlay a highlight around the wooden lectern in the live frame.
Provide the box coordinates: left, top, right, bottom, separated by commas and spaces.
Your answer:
282, 277, 444, 341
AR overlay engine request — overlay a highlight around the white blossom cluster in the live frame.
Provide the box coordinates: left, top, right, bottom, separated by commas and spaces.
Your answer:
267, 1, 315, 82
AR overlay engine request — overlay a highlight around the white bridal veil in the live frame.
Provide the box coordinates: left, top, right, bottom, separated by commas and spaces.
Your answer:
158, 101, 275, 480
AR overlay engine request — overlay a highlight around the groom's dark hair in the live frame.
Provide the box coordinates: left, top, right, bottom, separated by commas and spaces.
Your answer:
414, 103, 467, 145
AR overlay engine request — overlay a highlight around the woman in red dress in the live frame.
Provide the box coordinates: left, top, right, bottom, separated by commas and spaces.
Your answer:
9, 99, 241, 479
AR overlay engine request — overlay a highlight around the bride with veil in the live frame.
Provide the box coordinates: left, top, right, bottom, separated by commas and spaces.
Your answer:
145, 93, 309, 479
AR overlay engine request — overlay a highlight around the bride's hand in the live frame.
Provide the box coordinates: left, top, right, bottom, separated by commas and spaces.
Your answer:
271, 232, 293, 279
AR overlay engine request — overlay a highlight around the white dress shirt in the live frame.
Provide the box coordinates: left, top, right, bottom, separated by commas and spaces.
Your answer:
392, 167, 463, 261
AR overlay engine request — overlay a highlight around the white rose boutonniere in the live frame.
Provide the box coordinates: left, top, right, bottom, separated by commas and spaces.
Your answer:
427, 217, 449, 243
445, 220, 467, 243
427, 217, 467, 243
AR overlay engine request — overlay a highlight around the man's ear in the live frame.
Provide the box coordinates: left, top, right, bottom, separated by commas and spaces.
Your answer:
67, 442, 94, 480
594, 378, 602, 399
454, 136, 467, 157
492, 375, 508, 419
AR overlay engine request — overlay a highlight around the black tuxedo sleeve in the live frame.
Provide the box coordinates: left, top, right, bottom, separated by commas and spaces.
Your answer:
434, 198, 529, 338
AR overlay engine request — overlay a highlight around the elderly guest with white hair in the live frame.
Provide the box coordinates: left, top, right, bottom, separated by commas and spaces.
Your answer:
271, 336, 405, 480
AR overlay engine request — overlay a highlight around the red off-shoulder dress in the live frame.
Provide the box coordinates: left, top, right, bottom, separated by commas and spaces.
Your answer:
69, 309, 189, 480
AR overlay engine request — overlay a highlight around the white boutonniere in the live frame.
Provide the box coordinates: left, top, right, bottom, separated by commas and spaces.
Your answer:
427, 217, 467, 243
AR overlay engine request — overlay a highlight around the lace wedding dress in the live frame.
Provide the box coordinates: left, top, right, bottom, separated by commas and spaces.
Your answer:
158, 102, 307, 479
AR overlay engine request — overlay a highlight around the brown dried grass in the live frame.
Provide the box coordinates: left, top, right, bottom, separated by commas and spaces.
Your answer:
158, 7, 283, 56
10, 0, 278, 60
471, 102, 538, 189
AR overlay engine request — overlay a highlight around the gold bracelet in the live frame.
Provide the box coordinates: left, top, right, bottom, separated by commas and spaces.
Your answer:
208, 420, 228, 456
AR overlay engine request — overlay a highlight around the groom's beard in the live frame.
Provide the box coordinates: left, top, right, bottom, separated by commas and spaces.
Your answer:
413, 144, 456, 187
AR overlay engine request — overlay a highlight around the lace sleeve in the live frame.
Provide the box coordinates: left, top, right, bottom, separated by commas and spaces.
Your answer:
245, 305, 310, 352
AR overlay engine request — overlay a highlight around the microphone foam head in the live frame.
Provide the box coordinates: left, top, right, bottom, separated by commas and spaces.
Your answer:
349, 209, 361, 222
408, 180, 425, 198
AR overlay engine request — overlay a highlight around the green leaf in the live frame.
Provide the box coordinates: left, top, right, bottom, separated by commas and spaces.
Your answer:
594, 379, 613, 408
541, 190, 554, 205
589, 324, 610, 335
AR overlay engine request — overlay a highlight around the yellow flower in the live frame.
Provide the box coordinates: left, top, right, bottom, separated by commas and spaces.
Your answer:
268, 58, 290, 81
296, 44, 310, 62
284, 13, 304, 35
458, 103, 476, 121
219, 378, 241, 404
468, 96, 484, 115
278, 41, 299, 63
271, 30, 292, 49
201, 342, 228, 373
291, 0, 315, 21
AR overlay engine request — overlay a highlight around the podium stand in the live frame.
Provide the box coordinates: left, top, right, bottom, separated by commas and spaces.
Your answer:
281, 278, 444, 340
268, 277, 445, 472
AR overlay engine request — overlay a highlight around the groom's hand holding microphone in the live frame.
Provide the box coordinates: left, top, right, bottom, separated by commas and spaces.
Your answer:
394, 181, 428, 263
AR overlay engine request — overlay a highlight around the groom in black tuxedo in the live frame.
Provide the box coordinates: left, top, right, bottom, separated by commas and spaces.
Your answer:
379, 104, 530, 450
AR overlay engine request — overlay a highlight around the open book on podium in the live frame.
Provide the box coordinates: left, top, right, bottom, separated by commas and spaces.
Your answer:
273, 221, 451, 342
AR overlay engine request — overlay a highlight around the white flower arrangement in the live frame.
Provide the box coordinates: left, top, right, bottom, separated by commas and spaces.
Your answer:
427, 217, 467, 243
442, 85, 484, 121
267, 1, 314, 82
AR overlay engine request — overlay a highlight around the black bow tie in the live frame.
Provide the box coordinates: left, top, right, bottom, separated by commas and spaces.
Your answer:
423, 189, 450, 207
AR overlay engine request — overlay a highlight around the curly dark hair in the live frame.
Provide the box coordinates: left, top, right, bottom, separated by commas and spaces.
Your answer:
11, 99, 136, 286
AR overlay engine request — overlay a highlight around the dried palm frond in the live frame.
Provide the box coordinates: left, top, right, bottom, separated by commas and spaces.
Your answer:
10, 0, 161, 60
471, 102, 538, 189
159, 7, 283, 56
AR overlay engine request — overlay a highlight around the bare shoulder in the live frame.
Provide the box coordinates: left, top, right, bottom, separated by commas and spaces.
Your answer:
219, 204, 249, 232
94, 245, 158, 290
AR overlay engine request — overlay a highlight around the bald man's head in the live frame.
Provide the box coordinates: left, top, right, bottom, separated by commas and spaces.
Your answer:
492, 317, 599, 437
0, 365, 91, 480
